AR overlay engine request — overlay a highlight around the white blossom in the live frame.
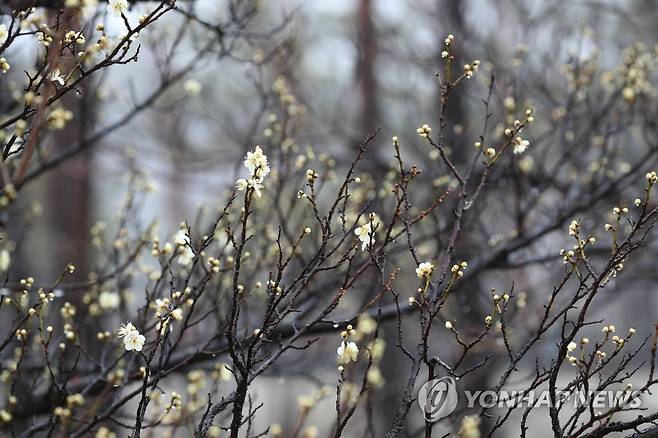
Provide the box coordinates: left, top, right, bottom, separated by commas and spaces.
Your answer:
98, 291, 120, 310
173, 229, 188, 246
243, 145, 270, 181
459, 416, 480, 438
118, 322, 137, 338
236, 178, 248, 191
415, 262, 434, 278
171, 308, 183, 320
337, 341, 358, 364
354, 217, 379, 252
183, 79, 202, 96
236, 146, 270, 197
107, 0, 128, 17
249, 178, 264, 197
118, 322, 145, 351
417, 123, 432, 138
513, 137, 530, 155
177, 246, 194, 266
123, 329, 145, 351
49, 69, 65, 86
154, 298, 168, 314
0, 24, 8, 45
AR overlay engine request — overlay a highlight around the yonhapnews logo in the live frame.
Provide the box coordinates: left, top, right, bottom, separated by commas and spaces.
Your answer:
417, 376, 643, 423
418, 376, 459, 421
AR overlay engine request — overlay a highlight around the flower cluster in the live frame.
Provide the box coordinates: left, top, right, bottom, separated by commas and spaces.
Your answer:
415, 261, 434, 278
0, 24, 7, 45
48, 107, 74, 130
513, 136, 530, 154
236, 145, 271, 198
416, 123, 432, 138
463, 59, 480, 78
336, 325, 358, 368
354, 213, 379, 251
450, 261, 467, 278
117, 322, 145, 352
0, 58, 9, 74
108, 0, 128, 17
564, 341, 579, 365
441, 33, 455, 60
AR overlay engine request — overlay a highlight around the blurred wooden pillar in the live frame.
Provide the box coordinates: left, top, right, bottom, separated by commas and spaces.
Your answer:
356, 0, 386, 173
0, 7, 93, 324
44, 7, 91, 280
357, 0, 378, 135
11, 6, 92, 282
437, 0, 468, 165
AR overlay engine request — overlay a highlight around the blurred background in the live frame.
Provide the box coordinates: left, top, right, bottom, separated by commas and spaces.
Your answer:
8, 0, 657, 276
2, 0, 658, 436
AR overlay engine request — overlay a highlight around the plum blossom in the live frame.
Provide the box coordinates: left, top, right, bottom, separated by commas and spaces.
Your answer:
173, 228, 188, 246
354, 215, 379, 251
177, 245, 194, 266
49, 69, 65, 86
183, 79, 202, 96
107, 0, 128, 17
244, 145, 270, 180
98, 291, 120, 310
118, 322, 136, 338
354, 223, 375, 251
415, 262, 434, 278
123, 330, 145, 351
337, 341, 358, 364
236, 146, 270, 198
513, 137, 530, 154
0, 24, 8, 45
118, 322, 145, 352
